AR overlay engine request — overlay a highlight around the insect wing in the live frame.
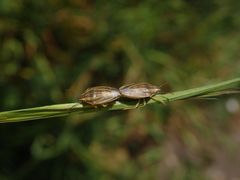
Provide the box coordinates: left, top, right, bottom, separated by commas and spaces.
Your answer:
119, 87, 145, 99
79, 86, 120, 105
119, 83, 160, 99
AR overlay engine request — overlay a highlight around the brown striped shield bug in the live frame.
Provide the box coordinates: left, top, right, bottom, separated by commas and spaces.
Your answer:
79, 86, 121, 107
119, 83, 161, 107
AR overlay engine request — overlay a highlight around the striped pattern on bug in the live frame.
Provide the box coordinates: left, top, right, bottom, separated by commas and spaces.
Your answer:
119, 83, 161, 99
79, 86, 121, 106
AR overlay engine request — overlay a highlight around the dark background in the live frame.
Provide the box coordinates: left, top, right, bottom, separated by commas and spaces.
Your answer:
0, 0, 240, 179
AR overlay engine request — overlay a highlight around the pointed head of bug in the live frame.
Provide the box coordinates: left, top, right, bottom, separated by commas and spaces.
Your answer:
141, 83, 160, 94
150, 85, 161, 95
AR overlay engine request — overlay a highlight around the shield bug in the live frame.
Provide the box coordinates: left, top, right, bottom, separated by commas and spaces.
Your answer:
119, 83, 161, 107
79, 86, 121, 107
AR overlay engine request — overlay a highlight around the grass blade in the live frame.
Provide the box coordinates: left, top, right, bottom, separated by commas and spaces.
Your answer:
0, 78, 239, 123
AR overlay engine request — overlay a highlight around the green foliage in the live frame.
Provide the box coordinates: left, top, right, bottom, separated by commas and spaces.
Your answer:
0, 0, 240, 179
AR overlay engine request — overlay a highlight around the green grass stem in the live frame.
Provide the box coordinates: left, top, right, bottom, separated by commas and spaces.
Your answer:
0, 78, 239, 123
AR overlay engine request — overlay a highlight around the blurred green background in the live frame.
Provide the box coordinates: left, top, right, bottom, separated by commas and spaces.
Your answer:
0, 0, 240, 179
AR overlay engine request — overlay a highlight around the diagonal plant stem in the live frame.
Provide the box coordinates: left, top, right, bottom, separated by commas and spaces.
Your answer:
0, 78, 239, 123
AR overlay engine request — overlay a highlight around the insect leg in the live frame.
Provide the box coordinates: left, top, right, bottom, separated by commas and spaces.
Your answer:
135, 99, 147, 108
142, 98, 147, 106
151, 96, 169, 105
101, 104, 109, 108
134, 99, 141, 108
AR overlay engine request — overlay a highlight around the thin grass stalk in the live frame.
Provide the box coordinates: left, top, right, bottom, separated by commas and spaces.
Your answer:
0, 78, 239, 123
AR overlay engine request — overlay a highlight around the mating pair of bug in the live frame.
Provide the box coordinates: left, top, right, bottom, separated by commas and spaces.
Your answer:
79, 83, 161, 107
